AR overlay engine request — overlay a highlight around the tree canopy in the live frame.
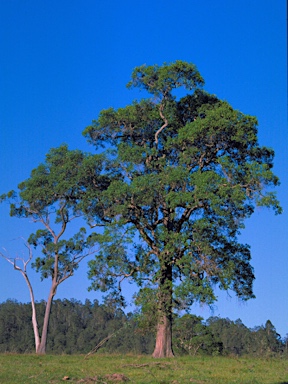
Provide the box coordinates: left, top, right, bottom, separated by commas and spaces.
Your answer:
0, 145, 107, 353
82, 61, 281, 357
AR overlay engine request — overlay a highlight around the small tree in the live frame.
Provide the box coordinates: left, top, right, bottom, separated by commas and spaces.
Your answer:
173, 314, 216, 356
0, 145, 107, 354
251, 320, 282, 356
83, 61, 281, 357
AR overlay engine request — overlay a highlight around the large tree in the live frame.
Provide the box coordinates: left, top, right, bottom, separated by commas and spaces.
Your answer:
83, 61, 281, 358
0, 145, 107, 354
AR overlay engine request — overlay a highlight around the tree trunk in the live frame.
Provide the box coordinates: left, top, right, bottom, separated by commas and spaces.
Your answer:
30, 286, 41, 353
37, 283, 57, 354
152, 262, 174, 358
152, 312, 174, 358
21, 271, 41, 353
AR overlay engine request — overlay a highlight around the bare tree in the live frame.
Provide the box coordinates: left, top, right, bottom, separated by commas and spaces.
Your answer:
1, 239, 97, 353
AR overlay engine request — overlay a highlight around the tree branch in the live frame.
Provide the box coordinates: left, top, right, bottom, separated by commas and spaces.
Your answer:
155, 102, 168, 145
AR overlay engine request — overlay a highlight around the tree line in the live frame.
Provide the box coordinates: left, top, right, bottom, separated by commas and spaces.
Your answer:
0, 61, 282, 356
0, 299, 286, 357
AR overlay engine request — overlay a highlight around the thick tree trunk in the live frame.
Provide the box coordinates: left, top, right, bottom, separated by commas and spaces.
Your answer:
152, 313, 174, 358
152, 262, 174, 358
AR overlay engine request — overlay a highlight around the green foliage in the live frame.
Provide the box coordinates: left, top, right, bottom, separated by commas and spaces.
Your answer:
173, 314, 222, 356
133, 288, 158, 333
1, 145, 107, 284
0, 299, 154, 355
206, 317, 283, 357
0, 300, 35, 353
30, 228, 89, 281
0, 299, 285, 357
84, 61, 281, 326
127, 61, 205, 97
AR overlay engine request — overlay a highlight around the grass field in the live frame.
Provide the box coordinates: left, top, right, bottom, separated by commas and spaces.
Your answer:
0, 353, 287, 384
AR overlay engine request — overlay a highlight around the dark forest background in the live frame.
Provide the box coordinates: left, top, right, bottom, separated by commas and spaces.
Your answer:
0, 299, 287, 356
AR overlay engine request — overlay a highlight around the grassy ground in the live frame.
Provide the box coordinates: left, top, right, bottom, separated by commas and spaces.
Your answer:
0, 353, 287, 384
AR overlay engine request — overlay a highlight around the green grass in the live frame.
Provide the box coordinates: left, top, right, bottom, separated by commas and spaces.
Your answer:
0, 354, 287, 383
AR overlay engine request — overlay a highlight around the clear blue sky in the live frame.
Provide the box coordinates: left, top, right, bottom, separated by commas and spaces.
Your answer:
0, 0, 287, 337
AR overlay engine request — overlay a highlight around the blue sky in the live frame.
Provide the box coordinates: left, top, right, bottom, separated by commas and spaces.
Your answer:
0, 1, 287, 337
